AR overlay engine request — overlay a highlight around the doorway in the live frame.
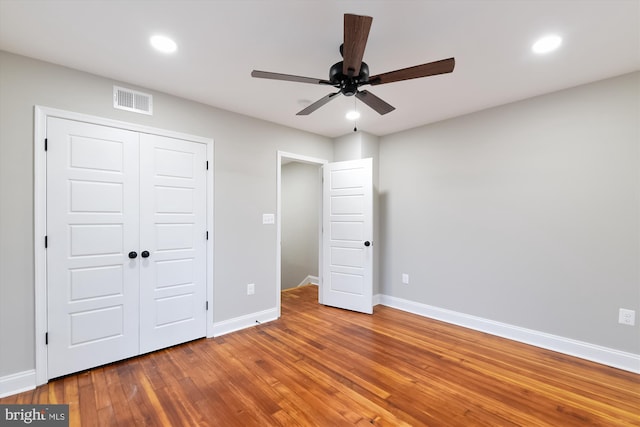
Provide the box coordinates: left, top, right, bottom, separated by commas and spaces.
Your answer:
276, 152, 327, 316
276, 152, 374, 317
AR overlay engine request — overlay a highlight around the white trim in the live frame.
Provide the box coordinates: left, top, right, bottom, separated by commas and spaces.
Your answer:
0, 370, 36, 399
276, 151, 328, 317
35, 106, 211, 142
34, 107, 48, 386
205, 134, 215, 339
211, 308, 278, 337
373, 293, 382, 306
378, 294, 640, 374
34, 106, 215, 385
297, 275, 319, 287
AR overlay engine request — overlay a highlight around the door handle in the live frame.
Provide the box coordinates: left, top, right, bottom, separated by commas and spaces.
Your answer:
364, 241, 371, 247
141, 250, 150, 258
128, 251, 138, 259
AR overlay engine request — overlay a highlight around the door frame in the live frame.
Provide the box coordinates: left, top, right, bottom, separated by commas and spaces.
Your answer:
276, 151, 327, 316
33, 106, 215, 385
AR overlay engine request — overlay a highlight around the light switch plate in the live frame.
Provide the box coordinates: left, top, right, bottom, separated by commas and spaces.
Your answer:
262, 213, 275, 224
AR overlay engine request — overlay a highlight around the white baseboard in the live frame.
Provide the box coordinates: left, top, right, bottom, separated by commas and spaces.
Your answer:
378, 294, 640, 374
4, 298, 635, 398
297, 275, 319, 287
212, 307, 278, 337
373, 293, 382, 306
0, 370, 36, 398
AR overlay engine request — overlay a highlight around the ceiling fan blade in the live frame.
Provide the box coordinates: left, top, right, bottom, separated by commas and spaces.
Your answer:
355, 90, 395, 115
296, 92, 341, 115
251, 70, 332, 85
342, 14, 373, 77
369, 57, 455, 86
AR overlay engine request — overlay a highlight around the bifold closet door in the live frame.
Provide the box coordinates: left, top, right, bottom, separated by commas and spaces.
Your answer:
47, 118, 141, 379
138, 133, 207, 354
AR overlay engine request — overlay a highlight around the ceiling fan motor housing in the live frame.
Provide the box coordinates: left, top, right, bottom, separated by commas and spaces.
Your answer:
330, 61, 370, 96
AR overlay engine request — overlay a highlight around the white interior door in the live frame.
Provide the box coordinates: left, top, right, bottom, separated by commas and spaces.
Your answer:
139, 134, 207, 354
46, 117, 140, 378
47, 119, 208, 378
322, 158, 373, 314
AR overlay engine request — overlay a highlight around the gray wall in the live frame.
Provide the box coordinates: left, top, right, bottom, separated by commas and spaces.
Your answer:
1, 48, 637, 381
379, 72, 640, 354
281, 162, 320, 289
0, 51, 333, 377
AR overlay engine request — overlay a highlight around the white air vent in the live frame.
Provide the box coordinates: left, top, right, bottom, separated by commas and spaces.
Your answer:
113, 86, 153, 115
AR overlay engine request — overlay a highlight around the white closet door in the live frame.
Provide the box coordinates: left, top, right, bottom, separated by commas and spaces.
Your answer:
47, 117, 140, 378
139, 134, 207, 354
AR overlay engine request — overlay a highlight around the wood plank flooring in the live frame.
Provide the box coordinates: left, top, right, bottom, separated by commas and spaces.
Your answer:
2, 285, 639, 426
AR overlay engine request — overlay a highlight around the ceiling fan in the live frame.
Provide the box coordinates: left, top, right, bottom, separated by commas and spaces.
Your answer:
251, 13, 455, 116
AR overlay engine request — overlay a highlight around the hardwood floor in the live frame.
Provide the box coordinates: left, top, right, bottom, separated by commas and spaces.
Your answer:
3, 285, 639, 426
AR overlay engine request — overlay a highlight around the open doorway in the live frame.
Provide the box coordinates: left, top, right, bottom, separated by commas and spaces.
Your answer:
276, 152, 327, 317
281, 161, 321, 289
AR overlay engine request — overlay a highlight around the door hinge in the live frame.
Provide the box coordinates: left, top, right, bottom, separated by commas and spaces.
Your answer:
206, 301, 209, 311
45, 332, 48, 345
44, 235, 48, 248
206, 161, 209, 170
44, 138, 48, 151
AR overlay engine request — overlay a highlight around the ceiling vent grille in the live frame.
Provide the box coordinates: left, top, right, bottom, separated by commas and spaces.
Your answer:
113, 86, 153, 115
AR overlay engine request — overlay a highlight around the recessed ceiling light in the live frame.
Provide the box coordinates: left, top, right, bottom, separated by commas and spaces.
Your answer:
532, 35, 562, 54
150, 35, 177, 53
346, 110, 360, 120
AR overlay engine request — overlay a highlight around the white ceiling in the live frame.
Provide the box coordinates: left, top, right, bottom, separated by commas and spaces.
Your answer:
1, 0, 638, 138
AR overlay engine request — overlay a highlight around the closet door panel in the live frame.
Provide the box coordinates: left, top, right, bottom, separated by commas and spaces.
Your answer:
46, 117, 140, 379
139, 134, 207, 354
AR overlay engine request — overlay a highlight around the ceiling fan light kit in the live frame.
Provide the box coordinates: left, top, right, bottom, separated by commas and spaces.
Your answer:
532, 34, 562, 54
346, 110, 360, 120
251, 13, 455, 117
150, 34, 177, 53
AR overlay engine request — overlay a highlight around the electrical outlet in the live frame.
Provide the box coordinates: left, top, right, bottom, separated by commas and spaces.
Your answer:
402, 273, 409, 285
618, 308, 636, 326
247, 283, 255, 295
